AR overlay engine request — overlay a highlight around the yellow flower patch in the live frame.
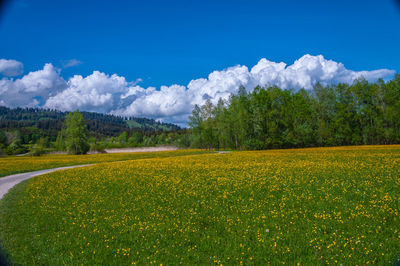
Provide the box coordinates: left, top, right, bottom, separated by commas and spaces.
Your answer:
0, 145, 399, 264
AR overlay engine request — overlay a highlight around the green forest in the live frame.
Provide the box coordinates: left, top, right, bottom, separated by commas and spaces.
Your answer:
0, 107, 184, 155
0, 106, 180, 138
1, 75, 400, 155
189, 75, 400, 150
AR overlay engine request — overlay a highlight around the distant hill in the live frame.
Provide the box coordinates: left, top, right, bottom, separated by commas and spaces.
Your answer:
126, 117, 180, 131
0, 106, 180, 141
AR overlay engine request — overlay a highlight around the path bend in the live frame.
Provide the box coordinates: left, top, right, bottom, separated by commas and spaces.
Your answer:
0, 164, 91, 200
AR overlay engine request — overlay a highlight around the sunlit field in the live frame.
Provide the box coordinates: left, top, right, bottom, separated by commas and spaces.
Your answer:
0, 146, 399, 264
0, 149, 207, 177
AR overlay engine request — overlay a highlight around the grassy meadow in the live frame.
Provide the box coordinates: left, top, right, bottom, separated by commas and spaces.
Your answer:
0, 146, 399, 264
0, 149, 208, 177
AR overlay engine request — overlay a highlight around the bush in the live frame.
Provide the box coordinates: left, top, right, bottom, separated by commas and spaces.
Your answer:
30, 144, 46, 156
29, 138, 48, 156
89, 140, 106, 153
5, 140, 28, 155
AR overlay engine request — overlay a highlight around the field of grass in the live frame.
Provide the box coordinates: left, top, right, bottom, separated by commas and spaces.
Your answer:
0, 146, 400, 264
0, 149, 208, 177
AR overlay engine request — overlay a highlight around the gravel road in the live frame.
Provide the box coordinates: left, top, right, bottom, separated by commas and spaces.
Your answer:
0, 165, 91, 199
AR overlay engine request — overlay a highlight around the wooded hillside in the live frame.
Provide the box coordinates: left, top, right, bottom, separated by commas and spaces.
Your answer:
0, 107, 180, 143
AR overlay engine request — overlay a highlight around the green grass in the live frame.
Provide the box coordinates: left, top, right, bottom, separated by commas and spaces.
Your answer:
0, 149, 209, 177
0, 146, 400, 264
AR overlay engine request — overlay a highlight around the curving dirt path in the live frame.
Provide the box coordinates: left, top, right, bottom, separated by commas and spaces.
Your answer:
0, 165, 91, 200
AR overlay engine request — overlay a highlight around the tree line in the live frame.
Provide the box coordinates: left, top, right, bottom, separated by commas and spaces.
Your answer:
189, 75, 400, 150
2, 75, 400, 155
55, 111, 190, 155
0, 110, 189, 156
0, 107, 186, 155
0, 106, 180, 142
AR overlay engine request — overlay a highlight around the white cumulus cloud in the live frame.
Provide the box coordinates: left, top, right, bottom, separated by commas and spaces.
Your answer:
249, 55, 394, 90
0, 59, 24, 76
45, 71, 131, 113
0, 55, 396, 125
112, 84, 191, 122
0, 63, 66, 107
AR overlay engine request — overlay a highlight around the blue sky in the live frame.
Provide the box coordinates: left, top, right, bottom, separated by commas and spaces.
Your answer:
0, 0, 399, 124
1, 0, 399, 87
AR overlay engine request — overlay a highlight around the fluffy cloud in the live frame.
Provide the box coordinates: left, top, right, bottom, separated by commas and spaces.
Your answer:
45, 71, 131, 113
0, 55, 396, 125
0, 63, 66, 107
249, 55, 394, 90
0, 59, 24, 76
187, 65, 253, 104
112, 84, 192, 124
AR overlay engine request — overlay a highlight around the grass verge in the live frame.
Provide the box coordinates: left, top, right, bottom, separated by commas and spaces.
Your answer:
0, 146, 399, 264
0, 149, 209, 177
